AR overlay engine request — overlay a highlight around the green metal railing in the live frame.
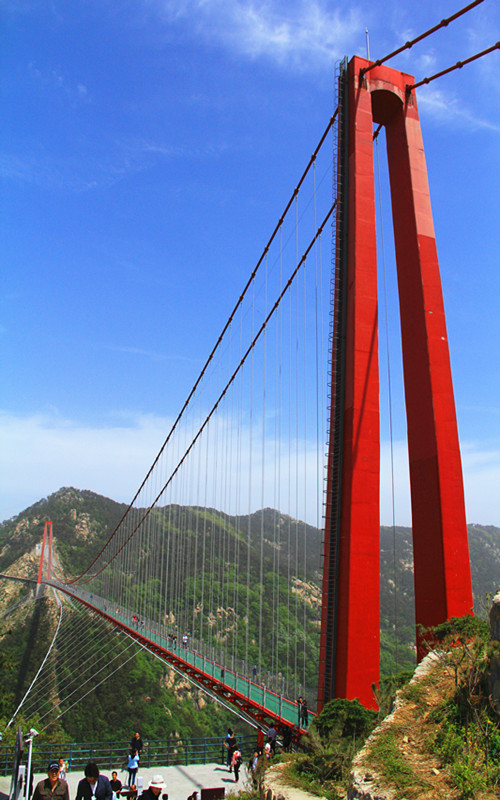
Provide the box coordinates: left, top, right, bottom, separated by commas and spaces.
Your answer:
46, 582, 315, 729
0, 734, 256, 777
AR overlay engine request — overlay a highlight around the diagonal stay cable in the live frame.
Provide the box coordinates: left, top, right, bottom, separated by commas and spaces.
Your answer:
66, 112, 337, 584
128, 633, 261, 731
19, 619, 116, 720
0, 593, 36, 620
17, 605, 118, 720
72, 200, 337, 582
17, 596, 136, 720
30, 607, 140, 726
6, 588, 63, 728
37, 641, 140, 733
42, 638, 139, 721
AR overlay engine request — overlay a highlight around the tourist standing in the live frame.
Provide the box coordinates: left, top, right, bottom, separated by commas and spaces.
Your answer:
129, 733, 144, 755
224, 729, 235, 771
57, 759, 68, 782
32, 761, 69, 800
301, 698, 309, 727
231, 748, 242, 783
75, 763, 112, 800
127, 751, 139, 788
297, 696, 304, 726
266, 724, 277, 755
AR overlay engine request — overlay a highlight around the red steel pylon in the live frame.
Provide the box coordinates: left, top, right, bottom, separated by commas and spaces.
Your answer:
37, 520, 53, 584
318, 56, 474, 711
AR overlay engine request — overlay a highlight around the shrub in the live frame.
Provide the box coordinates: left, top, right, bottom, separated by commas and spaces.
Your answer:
312, 698, 377, 745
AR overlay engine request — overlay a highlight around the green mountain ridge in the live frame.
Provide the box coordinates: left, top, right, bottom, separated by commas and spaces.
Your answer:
0, 487, 499, 744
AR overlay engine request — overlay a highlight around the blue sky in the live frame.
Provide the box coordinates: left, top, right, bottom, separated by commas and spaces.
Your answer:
1, 0, 499, 526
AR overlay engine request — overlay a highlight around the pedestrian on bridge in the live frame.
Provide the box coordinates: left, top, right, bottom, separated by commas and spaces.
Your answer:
32, 761, 69, 800
75, 763, 112, 800
300, 698, 309, 727
266, 724, 277, 755
297, 696, 303, 726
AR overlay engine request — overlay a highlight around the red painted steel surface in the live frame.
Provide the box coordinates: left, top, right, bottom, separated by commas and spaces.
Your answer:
37, 521, 51, 585
335, 56, 381, 710
47, 520, 53, 581
318, 82, 346, 713
37, 524, 47, 586
320, 56, 473, 709
372, 64, 474, 655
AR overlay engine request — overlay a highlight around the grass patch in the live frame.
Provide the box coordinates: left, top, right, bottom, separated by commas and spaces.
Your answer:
284, 757, 344, 800
279, 699, 380, 799
399, 679, 426, 706
368, 729, 426, 798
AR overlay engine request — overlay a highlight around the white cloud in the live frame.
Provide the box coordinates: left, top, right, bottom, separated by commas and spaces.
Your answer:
105, 345, 169, 361
380, 438, 500, 528
0, 411, 169, 522
0, 135, 232, 192
152, 0, 363, 71
1, 412, 498, 531
461, 442, 500, 525
417, 85, 500, 133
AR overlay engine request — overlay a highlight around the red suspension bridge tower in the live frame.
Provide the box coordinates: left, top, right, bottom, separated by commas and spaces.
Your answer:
318, 56, 474, 711
37, 520, 53, 586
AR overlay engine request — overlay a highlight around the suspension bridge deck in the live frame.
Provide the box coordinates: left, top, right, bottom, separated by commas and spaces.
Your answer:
45, 580, 312, 734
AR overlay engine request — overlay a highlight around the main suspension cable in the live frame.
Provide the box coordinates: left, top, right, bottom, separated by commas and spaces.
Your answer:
68, 112, 337, 585
361, 0, 486, 77
407, 41, 500, 90
73, 200, 337, 583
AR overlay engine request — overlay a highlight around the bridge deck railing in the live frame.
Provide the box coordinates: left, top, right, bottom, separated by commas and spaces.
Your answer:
0, 734, 257, 777
55, 584, 316, 725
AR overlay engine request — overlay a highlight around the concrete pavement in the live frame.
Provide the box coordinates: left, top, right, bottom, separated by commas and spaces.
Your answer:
0, 763, 250, 800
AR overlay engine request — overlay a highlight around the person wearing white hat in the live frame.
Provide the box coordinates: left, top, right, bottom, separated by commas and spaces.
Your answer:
139, 776, 166, 800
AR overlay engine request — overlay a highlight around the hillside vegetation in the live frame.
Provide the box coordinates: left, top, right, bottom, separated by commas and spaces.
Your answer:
1, 487, 500, 747
269, 617, 500, 799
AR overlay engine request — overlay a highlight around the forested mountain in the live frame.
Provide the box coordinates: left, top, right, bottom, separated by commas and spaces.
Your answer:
0, 487, 499, 744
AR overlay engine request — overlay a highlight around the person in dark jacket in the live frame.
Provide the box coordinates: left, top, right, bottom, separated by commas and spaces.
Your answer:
75, 763, 112, 800
139, 775, 165, 800
300, 698, 309, 727
266, 724, 277, 754
225, 731, 237, 772
32, 761, 69, 800
129, 733, 143, 754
